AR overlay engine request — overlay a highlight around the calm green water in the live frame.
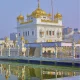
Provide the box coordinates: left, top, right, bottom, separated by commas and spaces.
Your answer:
0, 61, 80, 80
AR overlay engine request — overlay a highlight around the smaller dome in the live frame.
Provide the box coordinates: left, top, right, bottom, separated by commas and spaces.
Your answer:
17, 14, 24, 21
5, 37, 9, 42
54, 13, 62, 19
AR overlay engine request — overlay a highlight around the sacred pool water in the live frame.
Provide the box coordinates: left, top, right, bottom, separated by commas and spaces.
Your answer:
0, 61, 80, 80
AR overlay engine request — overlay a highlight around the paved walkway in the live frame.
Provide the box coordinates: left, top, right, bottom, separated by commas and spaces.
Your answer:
44, 76, 80, 80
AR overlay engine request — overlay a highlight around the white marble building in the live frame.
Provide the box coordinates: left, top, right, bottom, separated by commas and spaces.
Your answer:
17, 1, 63, 44
63, 28, 80, 43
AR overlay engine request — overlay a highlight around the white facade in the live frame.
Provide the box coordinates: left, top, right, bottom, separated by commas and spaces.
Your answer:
17, 3, 63, 44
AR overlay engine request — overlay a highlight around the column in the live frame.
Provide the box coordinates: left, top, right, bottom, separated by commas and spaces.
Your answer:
23, 48, 26, 57
55, 43, 58, 58
27, 44, 30, 58
72, 42, 76, 59
8, 46, 10, 57
18, 45, 20, 56
0, 46, 2, 56
40, 44, 42, 58
23, 52, 26, 57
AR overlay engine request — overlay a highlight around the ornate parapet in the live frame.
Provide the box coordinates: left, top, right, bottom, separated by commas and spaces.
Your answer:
20, 20, 33, 24
41, 19, 58, 23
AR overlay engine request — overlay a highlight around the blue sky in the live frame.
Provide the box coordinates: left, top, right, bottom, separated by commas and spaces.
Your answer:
0, 0, 79, 38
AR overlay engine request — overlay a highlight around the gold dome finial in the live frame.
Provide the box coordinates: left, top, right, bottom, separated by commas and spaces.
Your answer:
5, 37, 9, 42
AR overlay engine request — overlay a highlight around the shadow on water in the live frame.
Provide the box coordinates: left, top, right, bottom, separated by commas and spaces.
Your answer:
0, 61, 80, 80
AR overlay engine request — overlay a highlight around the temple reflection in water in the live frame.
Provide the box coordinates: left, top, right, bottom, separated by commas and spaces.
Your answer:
0, 63, 80, 80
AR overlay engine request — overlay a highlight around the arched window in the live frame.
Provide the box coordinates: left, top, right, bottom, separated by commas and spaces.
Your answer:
39, 29, 44, 37
23, 32, 24, 36
32, 31, 34, 36
52, 31, 54, 35
28, 31, 29, 36
49, 31, 51, 36
26, 31, 27, 36
19, 33, 20, 36
57, 31, 61, 38
46, 31, 48, 35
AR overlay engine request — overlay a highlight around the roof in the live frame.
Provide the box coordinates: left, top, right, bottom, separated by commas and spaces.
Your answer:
25, 42, 62, 48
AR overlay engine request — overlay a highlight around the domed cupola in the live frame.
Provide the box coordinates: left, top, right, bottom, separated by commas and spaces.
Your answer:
54, 12, 62, 19
17, 14, 24, 21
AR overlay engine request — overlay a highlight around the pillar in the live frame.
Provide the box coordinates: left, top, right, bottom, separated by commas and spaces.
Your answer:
18, 45, 20, 56
55, 43, 58, 58
40, 44, 42, 58
72, 42, 76, 59
8, 46, 10, 57
23, 52, 26, 57
27, 44, 30, 57
22, 48, 26, 57
0, 46, 2, 56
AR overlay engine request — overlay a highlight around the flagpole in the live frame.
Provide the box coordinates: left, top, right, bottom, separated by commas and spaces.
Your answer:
38, 0, 40, 8
51, 0, 54, 20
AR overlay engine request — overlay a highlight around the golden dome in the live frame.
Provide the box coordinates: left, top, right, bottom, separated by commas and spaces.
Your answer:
5, 37, 9, 42
31, 8, 47, 18
54, 13, 62, 19
17, 14, 24, 21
